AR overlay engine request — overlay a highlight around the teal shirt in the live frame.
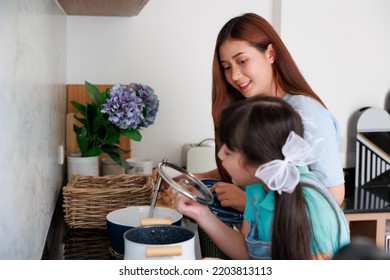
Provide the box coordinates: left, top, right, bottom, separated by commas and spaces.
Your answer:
244, 167, 350, 256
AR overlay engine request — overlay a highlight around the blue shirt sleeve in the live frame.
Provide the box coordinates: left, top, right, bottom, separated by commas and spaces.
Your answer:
283, 94, 345, 187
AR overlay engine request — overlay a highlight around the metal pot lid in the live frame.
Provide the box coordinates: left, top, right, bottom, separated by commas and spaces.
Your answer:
156, 161, 214, 205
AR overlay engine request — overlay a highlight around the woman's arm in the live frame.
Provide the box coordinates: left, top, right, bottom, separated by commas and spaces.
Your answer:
327, 183, 345, 206
193, 168, 222, 180
211, 182, 246, 212
194, 169, 246, 212
312, 253, 331, 260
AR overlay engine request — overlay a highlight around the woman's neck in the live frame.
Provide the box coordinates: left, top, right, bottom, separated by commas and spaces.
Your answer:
274, 85, 286, 98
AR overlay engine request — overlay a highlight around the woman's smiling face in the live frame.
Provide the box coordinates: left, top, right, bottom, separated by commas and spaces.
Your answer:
219, 39, 276, 98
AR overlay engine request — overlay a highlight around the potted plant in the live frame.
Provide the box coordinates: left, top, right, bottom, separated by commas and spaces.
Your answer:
68, 81, 159, 176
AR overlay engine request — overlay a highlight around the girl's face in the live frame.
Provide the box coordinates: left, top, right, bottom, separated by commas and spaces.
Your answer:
219, 39, 277, 98
217, 144, 258, 186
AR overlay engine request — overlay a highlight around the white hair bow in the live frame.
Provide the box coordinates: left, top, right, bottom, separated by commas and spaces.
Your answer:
255, 131, 323, 194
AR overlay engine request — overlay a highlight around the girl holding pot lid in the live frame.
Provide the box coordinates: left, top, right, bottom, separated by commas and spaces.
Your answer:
170, 96, 350, 260
193, 13, 345, 211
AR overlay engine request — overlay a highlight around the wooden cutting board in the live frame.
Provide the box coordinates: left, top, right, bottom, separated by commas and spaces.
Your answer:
66, 84, 131, 158
66, 113, 78, 155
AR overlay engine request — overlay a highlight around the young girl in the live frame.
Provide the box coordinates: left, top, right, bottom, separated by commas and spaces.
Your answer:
171, 96, 350, 260
195, 13, 345, 209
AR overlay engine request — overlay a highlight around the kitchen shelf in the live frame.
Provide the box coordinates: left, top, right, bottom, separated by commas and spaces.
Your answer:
345, 212, 390, 250
57, 0, 149, 16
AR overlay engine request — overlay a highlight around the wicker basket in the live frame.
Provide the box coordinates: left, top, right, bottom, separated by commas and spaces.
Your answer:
63, 174, 154, 229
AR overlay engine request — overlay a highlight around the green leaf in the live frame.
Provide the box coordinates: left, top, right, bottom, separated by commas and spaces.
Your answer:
103, 88, 110, 101
101, 144, 130, 155
73, 124, 81, 134
121, 129, 142, 142
85, 81, 104, 106
84, 146, 102, 157
73, 115, 86, 126
71, 101, 87, 116
104, 125, 120, 145
76, 127, 88, 155
104, 151, 130, 169
95, 113, 109, 132
85, 104, 98, 135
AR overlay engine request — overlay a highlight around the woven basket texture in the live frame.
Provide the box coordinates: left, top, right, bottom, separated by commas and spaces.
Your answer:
63, 229, 112, 260
63, 174, 154, 229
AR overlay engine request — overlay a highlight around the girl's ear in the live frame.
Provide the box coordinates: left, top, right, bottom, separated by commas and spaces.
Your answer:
266, 44, 275, 63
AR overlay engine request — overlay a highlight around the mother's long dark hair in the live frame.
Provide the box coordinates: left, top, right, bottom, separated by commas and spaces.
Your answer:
218, 96, 315, 259
212, 13, 326, 183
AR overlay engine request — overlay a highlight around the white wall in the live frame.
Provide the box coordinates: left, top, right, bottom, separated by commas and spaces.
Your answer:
0, 1, 66, 259
67, 0, 274, 167
280, 0, 390, 167
0, 0, 389, 260
67, 0, 390, 169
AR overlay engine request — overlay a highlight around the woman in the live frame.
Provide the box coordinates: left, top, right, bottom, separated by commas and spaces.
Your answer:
171, 96, 350, 259
196, 13, 344, 209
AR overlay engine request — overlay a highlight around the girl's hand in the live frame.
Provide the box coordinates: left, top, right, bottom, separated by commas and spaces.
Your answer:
211, 182, 246, 213
168, 187, 209, 222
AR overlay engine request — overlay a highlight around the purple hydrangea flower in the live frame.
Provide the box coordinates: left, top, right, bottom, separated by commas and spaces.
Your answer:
101, 83, 159, 130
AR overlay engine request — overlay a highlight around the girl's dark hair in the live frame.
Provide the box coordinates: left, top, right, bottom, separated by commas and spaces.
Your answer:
212, 13, 326, 183
218, 95, 331, 259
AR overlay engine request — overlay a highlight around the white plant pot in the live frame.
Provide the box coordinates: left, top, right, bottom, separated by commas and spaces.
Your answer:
67, 154, 100, 182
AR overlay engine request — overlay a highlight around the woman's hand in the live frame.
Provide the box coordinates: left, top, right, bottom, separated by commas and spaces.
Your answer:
211, 182, 246, 213
152, 168, 161, 181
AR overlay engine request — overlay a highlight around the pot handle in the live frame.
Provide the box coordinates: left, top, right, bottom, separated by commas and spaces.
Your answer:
145, 245, 182, 257
140, 217, 172, 226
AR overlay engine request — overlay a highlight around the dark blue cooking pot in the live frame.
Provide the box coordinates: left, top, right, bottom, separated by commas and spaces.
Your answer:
201, 179, 244, 224
106, 205, 182, 256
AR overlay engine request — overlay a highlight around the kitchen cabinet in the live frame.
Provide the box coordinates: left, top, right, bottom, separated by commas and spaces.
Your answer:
57, 0, 149, 16
344, 212, 390, 250
343, 168, 390, 250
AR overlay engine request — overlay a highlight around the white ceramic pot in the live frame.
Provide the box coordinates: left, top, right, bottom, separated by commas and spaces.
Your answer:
125, 158, 154, 175
123, 225, 196, 260
102, 157, 125, 175
67, 154, 99, 182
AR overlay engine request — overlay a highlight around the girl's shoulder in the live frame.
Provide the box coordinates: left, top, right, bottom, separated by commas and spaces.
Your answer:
246, 183, 274, 208
246, 182, 268, 198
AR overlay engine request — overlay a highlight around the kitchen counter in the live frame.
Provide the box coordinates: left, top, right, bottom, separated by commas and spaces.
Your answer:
342, 169, 390, 250
43, 169, 390, 259
42, 196, 204, 260
42, 198, 118, 260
